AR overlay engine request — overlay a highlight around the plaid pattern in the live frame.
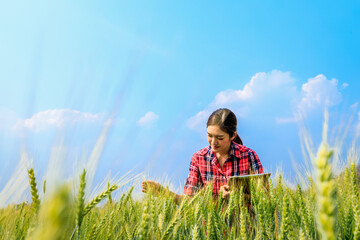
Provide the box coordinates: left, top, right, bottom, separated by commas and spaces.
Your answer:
184, 141, 263, 196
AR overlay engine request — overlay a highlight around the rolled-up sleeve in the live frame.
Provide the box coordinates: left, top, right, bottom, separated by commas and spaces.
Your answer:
184, 154, 203, 196
249, 151, 264, 174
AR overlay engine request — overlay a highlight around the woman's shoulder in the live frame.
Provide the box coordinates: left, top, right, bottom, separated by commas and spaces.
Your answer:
193, 145, 211, 157
231, 141, 257, 155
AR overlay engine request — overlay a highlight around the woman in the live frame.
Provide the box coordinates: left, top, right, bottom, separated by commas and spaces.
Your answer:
142, 108, 264, 204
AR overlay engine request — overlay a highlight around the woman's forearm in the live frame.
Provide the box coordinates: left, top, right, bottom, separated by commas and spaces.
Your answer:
165, 189, 184, 205
142, 180, 185, 205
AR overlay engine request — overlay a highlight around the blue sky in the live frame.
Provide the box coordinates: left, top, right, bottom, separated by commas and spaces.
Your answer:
0, 1, 360, 201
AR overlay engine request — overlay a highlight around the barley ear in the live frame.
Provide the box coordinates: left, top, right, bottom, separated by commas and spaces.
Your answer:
315, 148, 335, 238
27, 168, 40, 212
279, 192, 291, 240
240, 205, 247, 240
192, 224, 199, 240
161, 197, 188, 240
314, 117, 337, 240
297, 184, 311, 239
206, 211, 216, 240
226, 190, 236, 226
256, 191, 266, 239
83, 184, 118, 216
351, 163, 359, 198
90, 213, 109, 240
353, 196, 360, 239
107, 182, 113, 205
76, 169, 86, 230
138, 196, 151, 240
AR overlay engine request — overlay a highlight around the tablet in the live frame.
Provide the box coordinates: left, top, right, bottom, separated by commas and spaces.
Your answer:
228, 173, 271, 181
228, 173, 271, 192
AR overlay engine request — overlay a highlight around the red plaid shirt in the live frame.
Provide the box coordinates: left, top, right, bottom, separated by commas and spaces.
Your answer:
184, 141, 263, 196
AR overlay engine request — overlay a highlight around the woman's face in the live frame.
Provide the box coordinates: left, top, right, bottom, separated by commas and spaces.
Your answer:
207, 125, 235, 155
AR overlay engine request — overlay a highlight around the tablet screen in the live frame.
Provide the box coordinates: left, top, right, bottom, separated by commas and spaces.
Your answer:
228, 173, 271, 193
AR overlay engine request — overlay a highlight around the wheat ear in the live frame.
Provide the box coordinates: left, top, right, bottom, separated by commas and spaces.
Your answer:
314, 116, 336, 240
192, 223, 199, 240
76, 169, 86, 230
138, 196, 151, 240
83, 184, 118, 216
314, 142, 336, 240
107, 182, 113, 205
279, 191, 291, 240
27, 168, 40, 212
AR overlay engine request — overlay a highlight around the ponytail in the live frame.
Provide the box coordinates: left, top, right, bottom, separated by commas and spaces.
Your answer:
233, 133, 243, 145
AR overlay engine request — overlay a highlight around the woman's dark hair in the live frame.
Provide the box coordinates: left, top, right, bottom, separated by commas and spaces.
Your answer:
206, 108, 243, 145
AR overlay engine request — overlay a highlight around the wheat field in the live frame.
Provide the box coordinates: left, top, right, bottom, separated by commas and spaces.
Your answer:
0, 133, 359, 239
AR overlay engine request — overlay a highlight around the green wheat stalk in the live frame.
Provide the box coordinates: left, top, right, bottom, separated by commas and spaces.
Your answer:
279, 191, 292, 240
138, 196, 151, 240
314, 115, 336, 240
83, 184, 118, 216
107, 182, 113, 205
206, 210, 216, 240
76, 169, 86, 230
27, 168, 40, 212
192, 223, 199, 240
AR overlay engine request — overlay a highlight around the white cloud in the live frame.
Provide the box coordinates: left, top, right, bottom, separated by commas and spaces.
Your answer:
212, 70, 295, 107
187, 110, 211, 132
13, 109, 101, 132
297, 74, 342, 115
188, 70, 345, 130
341, 83, 349, 89
188, 70, 297, 130
137, 112, 159, 127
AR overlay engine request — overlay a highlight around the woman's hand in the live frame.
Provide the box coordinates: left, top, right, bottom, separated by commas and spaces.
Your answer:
142, 180, 184, 204
220, 184, 231, 199
141, 180, 164, 196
